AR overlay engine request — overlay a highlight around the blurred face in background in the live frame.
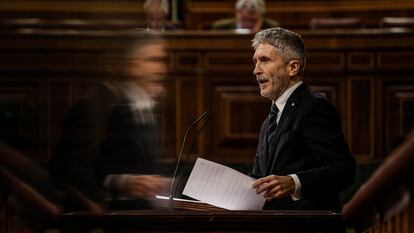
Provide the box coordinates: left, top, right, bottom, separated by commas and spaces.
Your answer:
129, 42, 167, 98
236, 8, 263, 32
146, 6, 167, 30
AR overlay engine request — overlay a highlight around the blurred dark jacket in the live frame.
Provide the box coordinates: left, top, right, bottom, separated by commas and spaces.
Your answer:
50, 82, 161, 208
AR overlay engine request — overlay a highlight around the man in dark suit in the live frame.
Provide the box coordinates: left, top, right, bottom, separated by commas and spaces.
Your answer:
250, 27, 356, 211
212, 0, 279, 32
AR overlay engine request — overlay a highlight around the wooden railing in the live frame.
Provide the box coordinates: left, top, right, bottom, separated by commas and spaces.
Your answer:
0, 143, 104, 233
342, 132, 414, 233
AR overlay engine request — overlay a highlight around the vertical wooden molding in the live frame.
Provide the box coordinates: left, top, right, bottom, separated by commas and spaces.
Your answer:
347, 76, 375, 161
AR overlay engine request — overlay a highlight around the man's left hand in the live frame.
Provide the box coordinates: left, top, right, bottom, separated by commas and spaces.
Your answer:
252, 175, 295, 200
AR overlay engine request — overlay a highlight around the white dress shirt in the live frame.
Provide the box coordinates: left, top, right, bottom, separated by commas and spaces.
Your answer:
273, 81, 303, 201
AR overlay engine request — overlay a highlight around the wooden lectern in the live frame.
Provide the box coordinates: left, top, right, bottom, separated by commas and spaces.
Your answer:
58, 199, 344, 233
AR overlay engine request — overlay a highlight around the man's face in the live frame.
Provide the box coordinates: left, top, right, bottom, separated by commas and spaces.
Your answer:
253, 43, 291, 101
129, 42, 167, 98
236, 8, 262, 32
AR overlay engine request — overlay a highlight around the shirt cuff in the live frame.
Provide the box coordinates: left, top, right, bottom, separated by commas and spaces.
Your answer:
288, 174, 302, 201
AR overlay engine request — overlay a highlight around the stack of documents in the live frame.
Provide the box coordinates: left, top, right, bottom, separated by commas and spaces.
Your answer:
183, 158, 266, 210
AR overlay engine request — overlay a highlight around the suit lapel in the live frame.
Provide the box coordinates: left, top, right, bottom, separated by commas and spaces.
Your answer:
265, 83, 309, 175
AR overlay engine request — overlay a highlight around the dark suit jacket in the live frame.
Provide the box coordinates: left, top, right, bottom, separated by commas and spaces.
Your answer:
249, 83, 356, 211
50, 83, 160, 209
212, 18, 280, 30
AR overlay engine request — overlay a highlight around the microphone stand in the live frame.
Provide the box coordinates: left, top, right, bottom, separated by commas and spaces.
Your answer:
173, 113, 212, 199
168, 112, 208, 210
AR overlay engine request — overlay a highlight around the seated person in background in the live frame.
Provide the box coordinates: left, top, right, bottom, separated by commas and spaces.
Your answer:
50, 33, 170, 210
212, 0, 279, 32
143, 0, 180, 31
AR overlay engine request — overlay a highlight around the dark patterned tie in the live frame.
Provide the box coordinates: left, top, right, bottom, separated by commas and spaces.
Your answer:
267, 103, 279, 154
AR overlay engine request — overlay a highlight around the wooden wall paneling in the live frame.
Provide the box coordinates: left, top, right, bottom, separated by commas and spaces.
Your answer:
383, 83, 414, 154
374, 76, 384, 160
347, 76, 375, 162
378, 51, 414, 71
47, 78, 70, 160
205, 51, 253, 70
39, 78, 49, 161
0, 79, 43, 159
203, 73, 268, 164
306, 52, 345, 72
160, 73, 177, 162
174, 75, 201, 159
2, 29, 414, 165
0, 51, 45, 72
0, 0, 146, 21
348, 52, 375, 71
175, 52, 203, 69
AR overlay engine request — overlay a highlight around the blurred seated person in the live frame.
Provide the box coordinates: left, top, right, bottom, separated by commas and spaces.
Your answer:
50, 33, 170, 210
143, 0, 180, 31
212, 0, 279, 33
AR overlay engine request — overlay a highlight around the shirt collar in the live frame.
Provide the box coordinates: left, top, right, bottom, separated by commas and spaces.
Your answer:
274, 81, 303, 113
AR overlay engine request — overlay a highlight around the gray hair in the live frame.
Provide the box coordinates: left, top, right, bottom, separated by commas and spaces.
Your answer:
252, 27, 306, 76
143, 0, 169, 15
235, 0, 266, 15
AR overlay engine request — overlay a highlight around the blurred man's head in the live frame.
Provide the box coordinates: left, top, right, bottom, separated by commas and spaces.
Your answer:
235, 0, 266, 32
126, 34, 167, 98
143, 0, 169, 31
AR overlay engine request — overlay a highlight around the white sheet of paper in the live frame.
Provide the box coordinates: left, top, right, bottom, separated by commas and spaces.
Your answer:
182, 158, 266, 210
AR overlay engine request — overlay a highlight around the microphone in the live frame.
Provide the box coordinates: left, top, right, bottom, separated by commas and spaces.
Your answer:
185, 113, 212, 164
168, 111, 208, 210
173, 113, 212, 198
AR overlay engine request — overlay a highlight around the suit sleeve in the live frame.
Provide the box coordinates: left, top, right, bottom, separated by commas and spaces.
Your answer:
296, 97, 356, 198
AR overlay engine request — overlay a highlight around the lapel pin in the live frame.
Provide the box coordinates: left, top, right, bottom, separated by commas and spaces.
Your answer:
291, 102, 295, 107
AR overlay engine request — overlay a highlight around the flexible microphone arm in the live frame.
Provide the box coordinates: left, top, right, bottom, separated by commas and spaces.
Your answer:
185, 113, 212, 164
173, 113, 212, 198
168, 111, 208, 210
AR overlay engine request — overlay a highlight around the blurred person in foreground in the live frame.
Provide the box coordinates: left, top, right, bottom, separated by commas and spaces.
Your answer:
212, 0, 279, 33
143, 0, 180, 31
50, 33, 170, 210
249, 27, 355, 211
